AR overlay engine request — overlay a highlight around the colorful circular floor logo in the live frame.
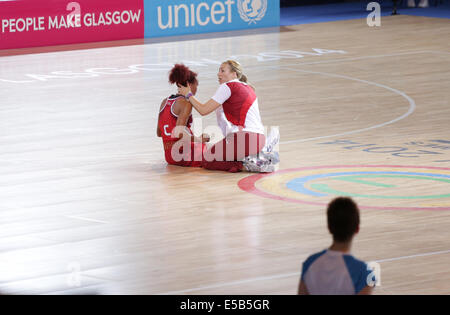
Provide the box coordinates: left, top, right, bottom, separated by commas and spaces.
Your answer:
238, 165, 450, 211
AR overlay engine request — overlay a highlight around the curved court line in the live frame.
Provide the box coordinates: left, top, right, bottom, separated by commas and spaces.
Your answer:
0, 51, 419, 163
286, 171, 450, 199
0, 69, 418, 162
274, 67, 417, 144
239, 165, 450, 211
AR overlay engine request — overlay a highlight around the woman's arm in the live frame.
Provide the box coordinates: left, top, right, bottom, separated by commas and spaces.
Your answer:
156, 98, 167, 137
175, 98, 193, 128
178, 84, 221, 116
188, 96, 221, 116
171, 98, 194, 141
173, 99, 209, 143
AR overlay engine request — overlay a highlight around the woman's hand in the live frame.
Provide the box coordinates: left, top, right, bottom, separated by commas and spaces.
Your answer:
177, 85, 221, 116
192, 133, 210, 143
178, 84, 191, 97
201, 134, 210, 143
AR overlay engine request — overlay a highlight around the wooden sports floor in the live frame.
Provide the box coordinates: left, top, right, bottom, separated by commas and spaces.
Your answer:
0, 15, 449, 295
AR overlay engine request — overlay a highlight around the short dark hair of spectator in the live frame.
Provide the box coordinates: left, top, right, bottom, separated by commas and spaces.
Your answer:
327, 197, 360, 242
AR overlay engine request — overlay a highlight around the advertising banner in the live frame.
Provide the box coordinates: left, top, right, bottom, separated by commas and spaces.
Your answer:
0, 0, 144, 50
0, 0, 279, 50
144, 0, 280, 38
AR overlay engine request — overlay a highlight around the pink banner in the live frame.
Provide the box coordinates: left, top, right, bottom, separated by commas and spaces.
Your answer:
0, 0, 144, 50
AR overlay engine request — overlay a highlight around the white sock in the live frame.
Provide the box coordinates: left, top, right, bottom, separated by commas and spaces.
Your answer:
418, 0, 429, 7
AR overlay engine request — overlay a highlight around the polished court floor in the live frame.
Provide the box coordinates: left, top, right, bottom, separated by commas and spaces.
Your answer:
0, 14, 449, 294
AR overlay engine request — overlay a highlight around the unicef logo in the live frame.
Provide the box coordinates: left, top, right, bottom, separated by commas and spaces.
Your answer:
237, 0, 267, 25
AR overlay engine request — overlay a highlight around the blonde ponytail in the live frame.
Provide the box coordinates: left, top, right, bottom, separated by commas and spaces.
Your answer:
223, 60, 254, 90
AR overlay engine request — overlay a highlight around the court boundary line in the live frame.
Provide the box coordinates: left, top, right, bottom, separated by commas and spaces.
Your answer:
272, 67, 416, 144
427, 50, 450, 56
0, 52, 420, 162
0, 50, 433, 84
182, 50, 432, 79
261, 50, 433, 68
0, 50, 430, 163
65, 215, 109, 224
157, 249, 450, 295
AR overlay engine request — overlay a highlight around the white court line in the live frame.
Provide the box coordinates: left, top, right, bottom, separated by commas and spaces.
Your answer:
157, 249, 450, 295
0, 50, 432, 84
187, 51, 419, 146
157, 272, 300, 295
427, 50, 450, 56
375, 249, 450, 263
66, 215, 109, 224
266, 50, 432, 68
184, 50, 432, 79
0, 154, 154, 163
0, 50, 424, 162
274, 67, 416, 145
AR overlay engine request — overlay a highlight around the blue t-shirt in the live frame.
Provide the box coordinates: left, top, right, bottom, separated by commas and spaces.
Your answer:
301, 250, 376, 295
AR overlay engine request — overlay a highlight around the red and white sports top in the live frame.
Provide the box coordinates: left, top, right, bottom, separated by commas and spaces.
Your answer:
158, 95, 193, 142
212, 79, 264, 137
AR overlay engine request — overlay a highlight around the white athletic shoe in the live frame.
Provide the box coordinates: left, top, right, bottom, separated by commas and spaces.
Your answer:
418, 0, 429, 7
408, 0, 416, 7
242, 128, 280, 173
243, 154, 278, 173
261, 151, 280, 165
263, 127, 280, 154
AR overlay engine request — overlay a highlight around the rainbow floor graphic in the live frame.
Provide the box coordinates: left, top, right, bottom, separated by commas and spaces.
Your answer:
238, 165, 450, 211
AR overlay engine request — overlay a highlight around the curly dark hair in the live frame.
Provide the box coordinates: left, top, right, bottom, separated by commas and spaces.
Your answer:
168, 64, 198, 87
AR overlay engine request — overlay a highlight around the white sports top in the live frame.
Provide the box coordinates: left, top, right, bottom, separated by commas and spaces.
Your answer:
212, 79, 265, 137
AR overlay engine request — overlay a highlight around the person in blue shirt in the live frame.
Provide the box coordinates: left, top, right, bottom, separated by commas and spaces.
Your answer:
298, 197, 376, 295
